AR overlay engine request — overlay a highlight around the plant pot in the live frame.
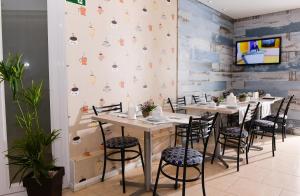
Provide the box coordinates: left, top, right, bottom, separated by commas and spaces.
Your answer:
142, 111, 150, 118
239, 97, 247, 102
23, 167, 65, 196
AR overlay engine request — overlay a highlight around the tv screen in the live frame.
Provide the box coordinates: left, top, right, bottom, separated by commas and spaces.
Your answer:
236, 37, 281, 65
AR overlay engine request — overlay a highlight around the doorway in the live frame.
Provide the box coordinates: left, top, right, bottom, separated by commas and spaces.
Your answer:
0, 0, 69, 194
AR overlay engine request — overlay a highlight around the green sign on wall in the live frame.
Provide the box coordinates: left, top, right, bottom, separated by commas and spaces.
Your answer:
66, 0, 86, 6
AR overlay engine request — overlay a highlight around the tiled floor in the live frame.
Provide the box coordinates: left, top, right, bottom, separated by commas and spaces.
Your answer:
63, 134, 300, 196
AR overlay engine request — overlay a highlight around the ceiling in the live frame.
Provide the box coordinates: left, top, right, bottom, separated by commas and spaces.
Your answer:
197, 0, 300, 19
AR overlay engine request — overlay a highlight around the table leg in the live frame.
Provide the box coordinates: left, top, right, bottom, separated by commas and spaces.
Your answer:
144, 131, 152, 191
125, 131, 178, 195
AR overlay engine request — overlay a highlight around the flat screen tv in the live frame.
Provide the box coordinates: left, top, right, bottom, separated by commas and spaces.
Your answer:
235, 37, 281, 65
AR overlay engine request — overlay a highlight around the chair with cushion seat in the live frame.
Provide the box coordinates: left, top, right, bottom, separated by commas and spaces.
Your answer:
252, 98, 285, 157
92, 103, 144, 193
263, 95, 294, 142
153, 113, 219, 196
168, 97, 210, 148
211, 103, 260, 172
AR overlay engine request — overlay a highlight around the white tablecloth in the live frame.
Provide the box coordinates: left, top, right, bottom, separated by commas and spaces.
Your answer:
238, 101, 272, 123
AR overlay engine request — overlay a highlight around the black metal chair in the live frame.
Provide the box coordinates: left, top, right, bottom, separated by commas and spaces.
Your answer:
211, 103, 260, 172
263, 95, 294, 142
153, 113, 219, 196
192, 95, 201, 104
92, 103, 144, 193
168, 97, 187, 114
204, 94, 211, 102
168, 97, 208, 148
252, 98, 286, 157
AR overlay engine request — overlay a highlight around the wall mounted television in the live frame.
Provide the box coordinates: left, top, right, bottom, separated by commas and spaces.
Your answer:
235, 37, 282, 65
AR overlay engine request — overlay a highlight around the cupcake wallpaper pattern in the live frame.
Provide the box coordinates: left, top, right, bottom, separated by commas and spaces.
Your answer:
65, 0, 177, 187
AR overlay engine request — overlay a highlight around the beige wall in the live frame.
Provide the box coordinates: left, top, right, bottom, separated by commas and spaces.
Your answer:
65, 0, 177, 187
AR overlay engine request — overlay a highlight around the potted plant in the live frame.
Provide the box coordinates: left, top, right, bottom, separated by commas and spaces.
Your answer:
140, 100, 156, 117
239, 93, 247, 102
212, 96, 224, 106
0, 54, 64, 196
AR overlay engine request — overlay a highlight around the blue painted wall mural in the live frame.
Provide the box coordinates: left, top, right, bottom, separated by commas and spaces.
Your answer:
178, 0, 234, 102
179, 0, 300, 133
232, 9, 300, 133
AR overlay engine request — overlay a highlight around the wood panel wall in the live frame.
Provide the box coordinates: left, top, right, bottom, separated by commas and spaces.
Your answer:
232, 9, 300, 133
178, 0, 234, 103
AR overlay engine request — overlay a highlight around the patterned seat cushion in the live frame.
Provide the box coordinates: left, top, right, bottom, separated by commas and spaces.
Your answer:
254, 119, 278, 130
162, 147, 203, 166
106, 136, 139, 149
222, 127, 248, 138
263, 114, 287, 123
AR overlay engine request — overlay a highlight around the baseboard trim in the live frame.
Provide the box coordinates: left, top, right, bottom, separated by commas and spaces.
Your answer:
70, 161, 142, 192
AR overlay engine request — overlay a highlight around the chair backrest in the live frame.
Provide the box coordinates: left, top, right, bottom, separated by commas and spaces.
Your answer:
184, 113, 219, 166
205, 94, 209, 102
244, 102, 260, 132
273, 98, 286, 128
240, 104, 251, 131
283, 95, 294, 120
92, 103, 123, 145
167, 97, 186, 113
177, 96, 186, 107
192, 95, 201, 104
167, 98, 175, 113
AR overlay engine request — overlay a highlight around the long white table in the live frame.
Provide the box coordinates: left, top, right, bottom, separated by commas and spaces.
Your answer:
92, 112, 200, 196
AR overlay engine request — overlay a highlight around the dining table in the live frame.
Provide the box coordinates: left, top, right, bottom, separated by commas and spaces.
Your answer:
182, 97, 283, 168
92, 112, 201, 196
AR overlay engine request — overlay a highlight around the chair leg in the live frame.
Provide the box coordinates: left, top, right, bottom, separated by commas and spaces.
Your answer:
174, 127, 178, 147
182, 165, 187, 196
261, 130, 265, 139
247, 133, 253, 153
121, 148, 126, 193
201, 164, 206, 196
211, 132, 220, 164
190, 133, 194, 149
237, 143, 240, 172
273, 133, 277, 151
245, 145, 249, 164
153, 157, 163, 196
245, 136, 249, 164
222, 136, 227, 156
101, 152, 107, 182
282, 125, 285, 142
138, 143, 145, 172
250, 133, 255, 146
175, 166, 179, 190
272, 135, 275, 157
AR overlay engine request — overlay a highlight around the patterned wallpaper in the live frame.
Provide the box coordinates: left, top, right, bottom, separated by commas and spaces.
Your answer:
65, 0, 177, 188
178, 0, 234, 102
232, 8, 300, 133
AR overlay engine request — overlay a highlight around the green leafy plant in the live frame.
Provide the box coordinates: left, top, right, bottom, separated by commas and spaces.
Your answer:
140, 100, 156, 113
0, 54, 25, 99
212, 96, 224, 104
0, 54, 60, 184
140, 99, 157, 117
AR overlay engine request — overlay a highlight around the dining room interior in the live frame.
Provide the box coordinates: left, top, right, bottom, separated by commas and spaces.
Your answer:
0, 0, 300, 196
